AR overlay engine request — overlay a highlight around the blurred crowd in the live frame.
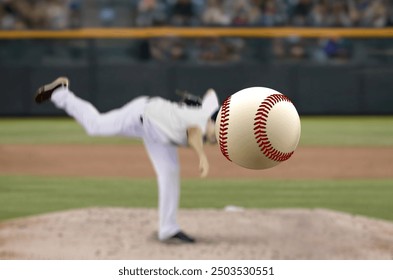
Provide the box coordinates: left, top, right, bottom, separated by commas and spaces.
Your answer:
1, 0, 392, 29
133, 0, 393, 28
0, 0, 80, 29
0, 0, 392, 63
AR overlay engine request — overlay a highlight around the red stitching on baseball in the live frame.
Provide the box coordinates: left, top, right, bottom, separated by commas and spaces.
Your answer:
218, 96, 231, 161
254, 94, 294, 162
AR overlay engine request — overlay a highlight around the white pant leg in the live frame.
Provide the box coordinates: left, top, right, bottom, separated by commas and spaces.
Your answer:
52, 88, 181, 239
143, 137, 181, 240
51, 88, 147, 138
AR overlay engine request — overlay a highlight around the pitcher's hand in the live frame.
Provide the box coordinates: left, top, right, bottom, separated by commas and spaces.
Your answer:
199, 155, 209, 178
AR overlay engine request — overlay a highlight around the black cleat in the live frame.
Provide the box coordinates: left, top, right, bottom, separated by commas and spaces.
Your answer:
35, 77, 69, 104
165, 231, 196, 244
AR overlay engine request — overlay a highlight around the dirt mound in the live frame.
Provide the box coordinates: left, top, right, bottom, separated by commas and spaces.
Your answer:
0, 208, 392, 260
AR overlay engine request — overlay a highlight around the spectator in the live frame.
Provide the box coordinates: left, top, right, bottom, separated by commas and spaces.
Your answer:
99, 3, 116, 27
69, 0, 82, 28
249, 0, 263, 26
347, 0, 362, 26
149, 37, 189, 60
196, 37, 243, 62
170, 0, 197, 26
10, 0, 42, 29
291, 0, 313, 26
135, 0, 167, 26
273, 36, 307, 60
322, 37, 352, 61
308, 1, 330, 27
201, 0, 231, 26
352, 0, 372, 14
231, 7, 250, 25
260, 0, 286, 26
44, 0, 69, 29
389, 3, 393, 26
229, 0, 261, 26
327, 2, 352, 27
362, 0, 389, 27
0, 0, 21, 29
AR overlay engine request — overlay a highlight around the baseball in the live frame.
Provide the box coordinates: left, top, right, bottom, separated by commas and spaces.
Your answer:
215, 87, 301, 170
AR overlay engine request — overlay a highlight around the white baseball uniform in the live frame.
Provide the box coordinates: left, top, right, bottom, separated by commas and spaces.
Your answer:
51, 87, 218, 240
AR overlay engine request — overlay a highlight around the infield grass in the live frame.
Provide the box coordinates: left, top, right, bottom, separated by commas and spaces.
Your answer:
299, 116, 393, 147
0, 117, 392, 222
0, 176, 392, 222
0, 117, 137, 145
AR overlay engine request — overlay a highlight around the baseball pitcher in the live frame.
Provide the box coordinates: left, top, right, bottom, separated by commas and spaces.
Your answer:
35, 77, 220, 244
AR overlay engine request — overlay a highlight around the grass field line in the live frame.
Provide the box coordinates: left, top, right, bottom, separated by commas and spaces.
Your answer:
0, 176, 392, 222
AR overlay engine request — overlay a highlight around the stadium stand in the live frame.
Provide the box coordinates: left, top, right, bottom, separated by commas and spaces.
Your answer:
0, 0, 392, 63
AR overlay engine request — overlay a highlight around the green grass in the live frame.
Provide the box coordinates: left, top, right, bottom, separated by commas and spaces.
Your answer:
299, 116, 393, 146
0, 118, 139, 145
0, 176, 157, 220
0, 116, 392, 146
0, 176, 392, 222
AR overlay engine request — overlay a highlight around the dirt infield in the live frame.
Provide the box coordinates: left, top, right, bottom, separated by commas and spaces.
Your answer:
0, 144, 393, 259
1, 144, 393, 179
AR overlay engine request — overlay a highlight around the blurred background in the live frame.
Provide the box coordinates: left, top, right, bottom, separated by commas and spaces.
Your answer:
1, 0, 393, 115
1, 1, 393, 260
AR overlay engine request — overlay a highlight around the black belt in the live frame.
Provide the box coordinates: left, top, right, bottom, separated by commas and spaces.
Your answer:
140, 116, 144, 124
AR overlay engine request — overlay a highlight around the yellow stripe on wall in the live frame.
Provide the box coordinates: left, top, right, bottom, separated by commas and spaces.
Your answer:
0, 28, 392, 39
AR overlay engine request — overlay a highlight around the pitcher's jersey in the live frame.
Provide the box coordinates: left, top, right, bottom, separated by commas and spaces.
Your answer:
143, 97, 210, 146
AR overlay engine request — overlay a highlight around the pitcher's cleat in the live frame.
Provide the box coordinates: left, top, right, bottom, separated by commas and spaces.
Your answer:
163, 231, 196, 244
35, 77, 69, 104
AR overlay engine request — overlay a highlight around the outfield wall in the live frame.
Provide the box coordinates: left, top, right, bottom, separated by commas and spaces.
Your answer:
1, 62, 392, 116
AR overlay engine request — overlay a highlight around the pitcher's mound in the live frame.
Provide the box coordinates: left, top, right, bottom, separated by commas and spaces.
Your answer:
0, 208, 392, 259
